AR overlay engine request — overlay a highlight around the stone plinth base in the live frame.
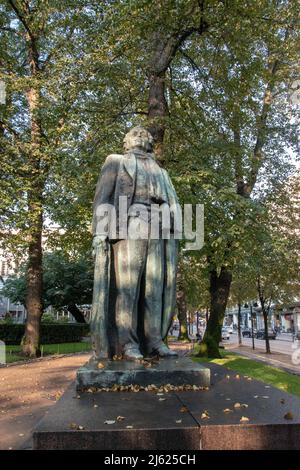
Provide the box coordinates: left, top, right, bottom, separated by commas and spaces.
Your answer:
33, 363, 300, 450
76, 357, 211, 390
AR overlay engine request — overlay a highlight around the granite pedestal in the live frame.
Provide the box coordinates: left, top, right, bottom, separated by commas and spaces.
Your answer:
33, 363, 300, 450
76, 357, 210, 391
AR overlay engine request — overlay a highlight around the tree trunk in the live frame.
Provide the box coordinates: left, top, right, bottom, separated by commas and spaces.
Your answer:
21, 22, 44, 357
67, 303, 86, 324
197, 267, 232, 357
22, 211, 43, 357
148, 72, 168, 162
176, 289, 190, 342
257, 277, 271, 354
238, 302, 242, 346
262, 306, 271, 354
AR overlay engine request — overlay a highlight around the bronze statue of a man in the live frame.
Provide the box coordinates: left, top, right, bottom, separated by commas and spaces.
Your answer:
91, 126, 179, 361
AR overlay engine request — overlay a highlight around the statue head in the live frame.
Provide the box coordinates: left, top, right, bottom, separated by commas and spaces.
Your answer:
123, 126, 154, 153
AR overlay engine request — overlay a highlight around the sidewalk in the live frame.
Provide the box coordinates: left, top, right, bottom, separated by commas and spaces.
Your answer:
0, 353, 91, 450
0, 341, 192, 450
226, 344, 300, 376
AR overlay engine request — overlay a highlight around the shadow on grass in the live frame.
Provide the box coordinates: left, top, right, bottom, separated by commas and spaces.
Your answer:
193, 352, 300, 398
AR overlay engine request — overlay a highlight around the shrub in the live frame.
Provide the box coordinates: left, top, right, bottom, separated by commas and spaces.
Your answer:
0, 323, 90, 345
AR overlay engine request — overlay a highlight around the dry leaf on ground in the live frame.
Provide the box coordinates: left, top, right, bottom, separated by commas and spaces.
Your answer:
201, 411, 210, 419
240, 416, 249, 423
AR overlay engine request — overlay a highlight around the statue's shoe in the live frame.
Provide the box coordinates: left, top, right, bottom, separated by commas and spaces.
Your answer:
123, 347, 143, 361
150, 344, 178, 358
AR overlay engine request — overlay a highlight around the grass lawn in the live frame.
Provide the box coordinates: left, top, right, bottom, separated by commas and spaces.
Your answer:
193, 351, 300, 398
5, 342, 92, 364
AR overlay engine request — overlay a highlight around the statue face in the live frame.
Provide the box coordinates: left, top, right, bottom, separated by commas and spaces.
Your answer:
123, 126, 153, 152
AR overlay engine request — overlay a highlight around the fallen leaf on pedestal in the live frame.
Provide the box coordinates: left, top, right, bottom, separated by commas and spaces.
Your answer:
201, 411, 210, 420
284, 412, 294, 420
240, 416, 249, 423
104, 420, 116, 425
69, 423, 82, 430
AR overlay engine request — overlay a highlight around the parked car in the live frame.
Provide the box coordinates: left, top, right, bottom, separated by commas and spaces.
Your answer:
226, 326, 233, 334
256, 329, 277, 340
221, 328, 230, 340
242, 329, 256, 338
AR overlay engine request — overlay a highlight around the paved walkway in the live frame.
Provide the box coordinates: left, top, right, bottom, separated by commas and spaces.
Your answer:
0, 342, 191, 450
0, 353, 91, 450
5, 340, 298, 450
227, 344, 300, 376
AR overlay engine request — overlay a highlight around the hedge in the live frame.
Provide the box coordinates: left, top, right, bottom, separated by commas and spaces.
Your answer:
0, 323, 90, 345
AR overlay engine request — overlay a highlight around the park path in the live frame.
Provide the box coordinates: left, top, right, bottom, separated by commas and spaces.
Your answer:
0, 353, 91, 450
0, 341, 190, 450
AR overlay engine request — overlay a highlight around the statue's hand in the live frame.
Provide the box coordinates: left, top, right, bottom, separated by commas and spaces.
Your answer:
92, 235, 108, 257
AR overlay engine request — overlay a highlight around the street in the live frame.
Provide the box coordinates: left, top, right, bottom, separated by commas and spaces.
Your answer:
226, 332, 296, 356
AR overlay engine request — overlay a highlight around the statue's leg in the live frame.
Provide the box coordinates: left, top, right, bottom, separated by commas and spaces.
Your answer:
143, 239, 164, 352
143, 239, 178, 358
112, 239, 147, 359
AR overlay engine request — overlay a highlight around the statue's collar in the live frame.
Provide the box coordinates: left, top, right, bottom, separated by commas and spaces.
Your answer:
126, 149, 153, 159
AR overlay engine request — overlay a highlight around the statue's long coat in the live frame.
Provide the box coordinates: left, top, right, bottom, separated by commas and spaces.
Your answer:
91, 152, 178, 358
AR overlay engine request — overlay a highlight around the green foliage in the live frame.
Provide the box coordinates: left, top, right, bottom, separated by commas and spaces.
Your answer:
1, 1, 299, 351
1, 251, 93, 310
41, 313, 57, 323
0, 323, 89, 345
